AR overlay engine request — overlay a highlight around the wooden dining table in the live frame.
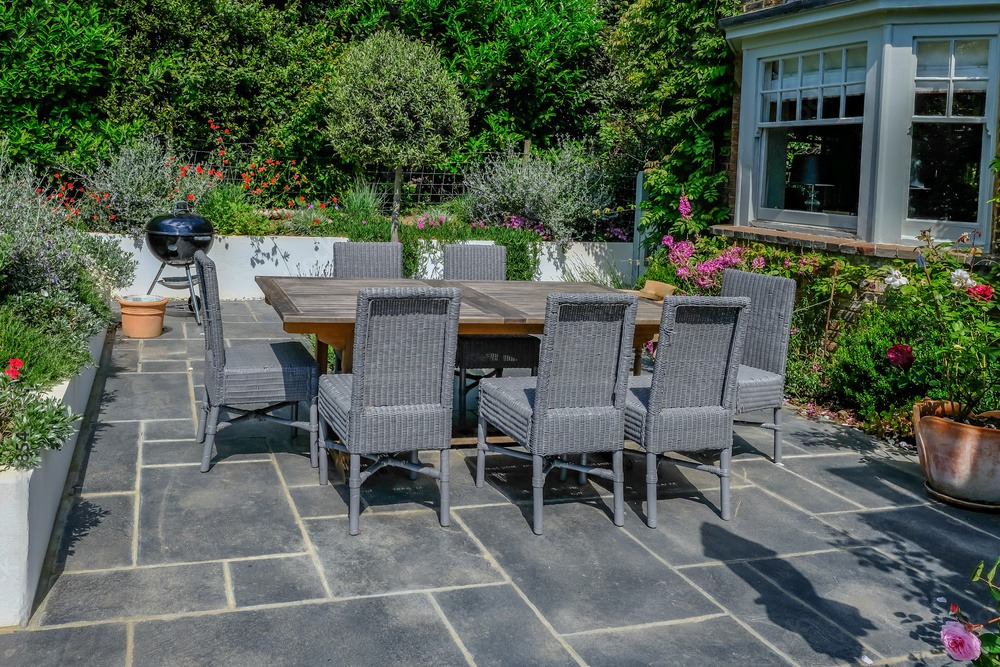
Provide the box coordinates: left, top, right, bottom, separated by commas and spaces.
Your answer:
255, 277, 665, 373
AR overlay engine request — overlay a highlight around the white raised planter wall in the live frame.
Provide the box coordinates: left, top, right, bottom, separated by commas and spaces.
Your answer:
0, 331, 106, 627
102, 234, 635, 300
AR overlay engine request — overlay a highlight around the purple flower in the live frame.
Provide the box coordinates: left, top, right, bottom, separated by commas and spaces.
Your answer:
751, 256, 765, 269
676, 266, 691, 278
941, 622, 981, 661
678, 195, 693, 221
662, 235, 674, 247
669, 241, 695, 266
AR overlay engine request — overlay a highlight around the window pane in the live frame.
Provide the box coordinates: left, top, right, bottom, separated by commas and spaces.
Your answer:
914, 82, 948, 116
823, 50, 844, 84
801, 54, 821, 87
844, 83, 865, 117
762, 60, 780, 91
955, 39, 989, 78
845, 46, 867, 82
780, 92, 798, 121
953, 80, 987, 116
761, 92, 779, 122
916, 41, 951, 77
781, 58, 799, 88
801, 88, 820, 120
908, 123, 982, 222
821, 87, 841, 118
762, 126, 863, 216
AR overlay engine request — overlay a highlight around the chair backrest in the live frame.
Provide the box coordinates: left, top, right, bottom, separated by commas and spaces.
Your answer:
193, 251, 225, 369
350, 287, 461, 410
443, 244, 506, 281
720, 269, 796, 376
647, 296, 749, 414
332, 242, 403, 279
533, 292, 637, 414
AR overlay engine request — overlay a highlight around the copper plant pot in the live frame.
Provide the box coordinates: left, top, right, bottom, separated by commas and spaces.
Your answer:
118, 295, 169, 339
913, 400, 1000, 509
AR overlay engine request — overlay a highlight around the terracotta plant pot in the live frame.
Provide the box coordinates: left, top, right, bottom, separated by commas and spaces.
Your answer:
118, 295, 169, 339
913, 399, 1000, 509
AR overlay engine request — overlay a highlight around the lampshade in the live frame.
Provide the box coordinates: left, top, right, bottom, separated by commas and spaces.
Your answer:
789, 154, 829, 186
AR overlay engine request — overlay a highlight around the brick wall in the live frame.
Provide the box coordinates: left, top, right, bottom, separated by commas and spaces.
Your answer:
726, 52, 743, 215
740, 0, 787, 12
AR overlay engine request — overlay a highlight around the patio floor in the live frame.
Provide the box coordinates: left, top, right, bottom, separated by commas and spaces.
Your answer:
1, 300, 995, 666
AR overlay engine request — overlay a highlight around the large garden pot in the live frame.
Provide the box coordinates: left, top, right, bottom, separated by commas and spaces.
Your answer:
118, 295, 168, 338
913, 400, 1000, 509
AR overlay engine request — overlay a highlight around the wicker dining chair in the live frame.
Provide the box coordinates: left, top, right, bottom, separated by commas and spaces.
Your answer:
442, 244, 541, 431
332, 241, 403, 279
720, 269, 797, 464
317, 287, 461, 535
475, 292, 637, 535
193, 251, 319, 473
625, 296, 749, 527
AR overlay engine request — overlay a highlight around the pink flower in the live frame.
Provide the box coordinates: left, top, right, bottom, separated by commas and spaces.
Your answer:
886, 344, 914, 370
678, 195, 693, 221
676, 266, 691, 278
662, 235, 674, 247
941, 621, 981, 661
751, 256, 766, 269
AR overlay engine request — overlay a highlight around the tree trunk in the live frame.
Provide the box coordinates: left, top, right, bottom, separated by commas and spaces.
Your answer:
391, 165, 402, 243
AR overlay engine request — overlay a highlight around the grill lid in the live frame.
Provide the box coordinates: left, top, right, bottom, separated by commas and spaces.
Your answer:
145, 202, 213, 237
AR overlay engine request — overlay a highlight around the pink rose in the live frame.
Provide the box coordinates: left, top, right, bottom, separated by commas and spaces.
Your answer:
886, 344, 914, 371
941, 621, 981, 661
967, 284, 994, 301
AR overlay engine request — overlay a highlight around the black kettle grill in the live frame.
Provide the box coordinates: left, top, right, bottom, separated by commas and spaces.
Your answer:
144, 202, 214, 325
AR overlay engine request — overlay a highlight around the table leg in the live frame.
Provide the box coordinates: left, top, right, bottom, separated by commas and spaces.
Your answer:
633, 346, 642, 376
316, 341, 329, 374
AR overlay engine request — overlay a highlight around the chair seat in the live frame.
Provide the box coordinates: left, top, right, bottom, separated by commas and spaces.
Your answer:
735, 365, 784, 414
625, 376, 732, 454
478, 376, 536, 448
208, 341, 318, 404
457, 335, 540, 370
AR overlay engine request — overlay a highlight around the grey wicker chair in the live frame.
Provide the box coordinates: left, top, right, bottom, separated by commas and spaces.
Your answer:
317, 287, 461, 535
443, 244, 541, 431
475, 292, 638, 535
193, 251, 319, 473
720, 269, 797, 464
332, 241, 403, 279
625, 296, 749, 527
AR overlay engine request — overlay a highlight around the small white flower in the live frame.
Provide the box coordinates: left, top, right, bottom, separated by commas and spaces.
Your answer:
861, 656, 873, 665
950, 269, 977, 289
885, 269, 909, 288
936, 597, 948, 605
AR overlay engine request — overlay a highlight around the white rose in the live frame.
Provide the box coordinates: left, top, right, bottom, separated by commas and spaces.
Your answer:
885, 269, 909, 288
950, 269, 977, 289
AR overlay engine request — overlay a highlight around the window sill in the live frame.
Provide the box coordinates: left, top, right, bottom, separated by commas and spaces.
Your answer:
710, 224, 924, 258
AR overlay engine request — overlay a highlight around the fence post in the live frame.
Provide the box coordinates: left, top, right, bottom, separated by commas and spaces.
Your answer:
630, 170, 649, 285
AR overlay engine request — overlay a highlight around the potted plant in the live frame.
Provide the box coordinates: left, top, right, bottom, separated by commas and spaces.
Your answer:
882, 230, 1000, 508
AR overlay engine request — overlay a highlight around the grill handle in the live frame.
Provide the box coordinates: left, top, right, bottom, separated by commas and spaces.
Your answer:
192, 236, 213, 242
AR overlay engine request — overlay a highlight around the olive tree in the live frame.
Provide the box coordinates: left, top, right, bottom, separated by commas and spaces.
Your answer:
323, 31, 468, 242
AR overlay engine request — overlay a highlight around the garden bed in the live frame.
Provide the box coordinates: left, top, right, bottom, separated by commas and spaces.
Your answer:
0, 330, 106, 628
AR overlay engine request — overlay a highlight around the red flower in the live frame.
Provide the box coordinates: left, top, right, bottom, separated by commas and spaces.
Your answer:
196, 165, 204, 175
332, 197, 338, 203
36, 188, 42, 194
313, 218, 319, 225
187, 194, 195, 201
967, 284, 994, 301
223, 128, 229, 134
886, 344, 914, 370
9, 358, 24, 370
952, 603, 960, 614
319, 202, 325, 209
4, 367, 18, 380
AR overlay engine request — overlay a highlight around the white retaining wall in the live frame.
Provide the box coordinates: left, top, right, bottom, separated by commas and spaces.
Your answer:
102, 234, 635, 300
0, 331, 106, 627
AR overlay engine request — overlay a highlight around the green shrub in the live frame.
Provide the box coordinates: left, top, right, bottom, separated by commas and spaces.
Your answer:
197, 183, 273, 236
342, 180, 386, 225
0, 359, 78, 471
0, 301, 97, 391
464, 140, 612, 242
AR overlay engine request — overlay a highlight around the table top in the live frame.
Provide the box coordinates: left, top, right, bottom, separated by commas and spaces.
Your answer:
255, 277, 665, 327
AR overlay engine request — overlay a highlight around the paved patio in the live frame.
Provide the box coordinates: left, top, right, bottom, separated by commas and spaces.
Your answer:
1, 300, 996, 666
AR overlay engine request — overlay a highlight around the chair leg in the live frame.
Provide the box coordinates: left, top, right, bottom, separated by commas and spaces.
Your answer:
290, 402, 299, 441
439, 449, 451, 527
458, 365, 468, 432
646, 451, 658, 529
348, 453, 362, 536
558, 455, 568, 482
532, 454, 545, 535
612, 449, 624, 527
318, 419, 329, 486
309, 397, 319, 469
772, 407, 783, 465
720, 446, 732, 521
196, 388, 209, 444
409, 450, 419, 481
578, 453, 588, 485
199, 404, 221, 472
475, 411, 487, 489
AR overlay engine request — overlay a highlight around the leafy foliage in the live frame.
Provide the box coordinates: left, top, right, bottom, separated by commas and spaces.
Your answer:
0, 359, 78, 471
606, 0, 739, 237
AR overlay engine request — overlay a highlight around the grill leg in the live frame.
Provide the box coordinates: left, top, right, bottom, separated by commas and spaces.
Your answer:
186, 265, 201, 325
146, 262, 167, 295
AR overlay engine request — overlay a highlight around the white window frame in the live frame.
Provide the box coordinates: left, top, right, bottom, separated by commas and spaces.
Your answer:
891, 24, 999, 243
741, 30, 882, 235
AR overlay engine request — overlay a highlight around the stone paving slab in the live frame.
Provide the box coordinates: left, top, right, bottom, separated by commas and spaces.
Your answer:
6, 302, 998, 667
